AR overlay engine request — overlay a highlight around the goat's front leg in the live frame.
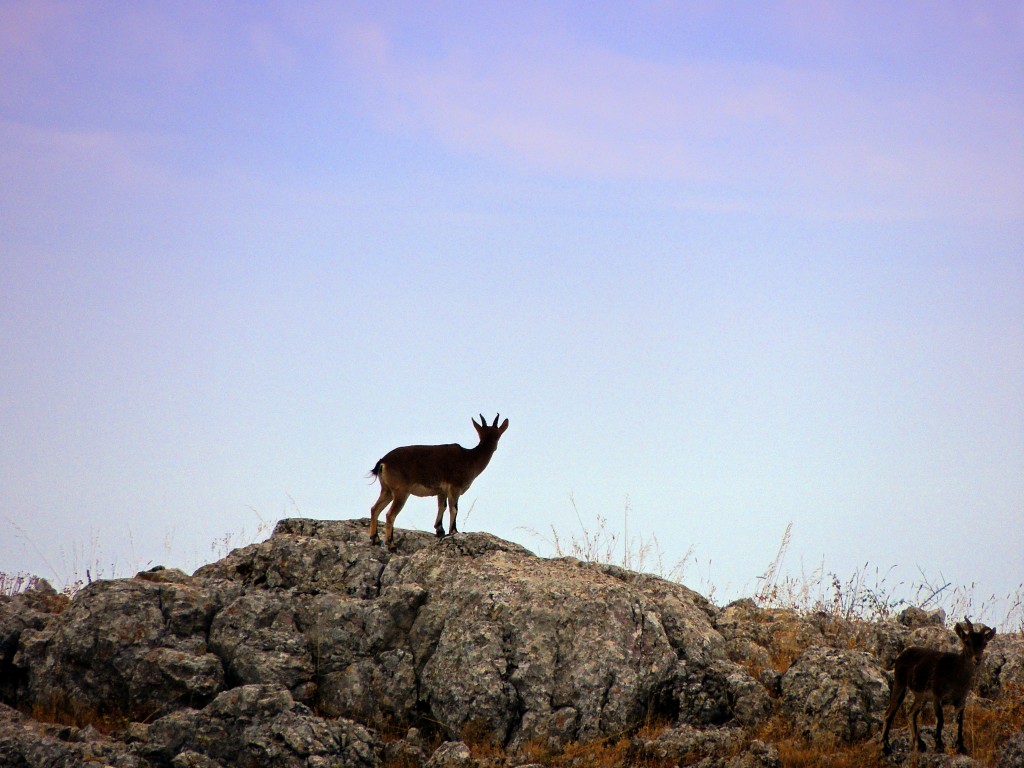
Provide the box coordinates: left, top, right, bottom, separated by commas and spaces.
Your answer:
955, 706, 967, 754
433, 496, 447, 538
447, 494, 460, 535
934, 702, 945, 753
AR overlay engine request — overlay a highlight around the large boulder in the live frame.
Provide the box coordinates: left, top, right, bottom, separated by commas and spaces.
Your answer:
0, 701, 143, 768
198, 520, 771, 748
0, 579, 68, 705
979, 633, 1024, 698
6, 517, 1017, 764
139, 683, 379, 768
14, 569, 225, 722
780, 646, 889, 743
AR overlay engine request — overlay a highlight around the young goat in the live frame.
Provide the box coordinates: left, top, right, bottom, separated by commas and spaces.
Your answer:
368, 414, 509, 550
881, 618, 996, 756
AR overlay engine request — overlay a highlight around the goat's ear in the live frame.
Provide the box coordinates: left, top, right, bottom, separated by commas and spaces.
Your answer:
986, 627, 997, 640
955, 622, 967, 639
472, 417, 482, 433
498, 418, 509, 434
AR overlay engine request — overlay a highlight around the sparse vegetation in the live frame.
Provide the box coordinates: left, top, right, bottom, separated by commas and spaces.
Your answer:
2, 507, 278, 598
754, 520, 1024, 632
525, 494, 697, 586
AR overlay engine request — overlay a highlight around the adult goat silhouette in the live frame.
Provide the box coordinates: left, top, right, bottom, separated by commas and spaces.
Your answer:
368, 414, 509, 550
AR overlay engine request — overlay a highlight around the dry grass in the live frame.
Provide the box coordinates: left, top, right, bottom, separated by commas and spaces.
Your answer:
523, 495, 696, 585
27, 699, 131, 736
960, 684, 1024, 766
754, 521, 1024, 633
348, 687, 1024, 768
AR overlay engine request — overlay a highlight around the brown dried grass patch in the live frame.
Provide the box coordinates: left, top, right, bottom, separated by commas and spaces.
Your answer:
26, 698, 130, 736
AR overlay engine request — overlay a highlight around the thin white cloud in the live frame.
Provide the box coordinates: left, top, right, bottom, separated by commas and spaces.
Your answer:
342, 24, 1024, 222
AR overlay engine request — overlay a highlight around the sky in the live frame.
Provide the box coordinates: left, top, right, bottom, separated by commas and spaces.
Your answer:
1, 2, 1022, 626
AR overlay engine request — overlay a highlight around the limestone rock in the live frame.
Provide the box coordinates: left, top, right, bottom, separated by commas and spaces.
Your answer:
423, 740, 475, 768
15, 576, 224, 721
1, 517, 1019, 765
630, 723, 780, 768
999, 727, 1024, 768
780, 646, 889, 743
140, 683, 379, 768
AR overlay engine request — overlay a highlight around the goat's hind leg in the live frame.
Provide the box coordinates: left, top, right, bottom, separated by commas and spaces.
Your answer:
383, 492, 408, 551
909, 694, 929, 752
881, 679, 906, 755
369, 487, 393, 545
934, 701, 945, 753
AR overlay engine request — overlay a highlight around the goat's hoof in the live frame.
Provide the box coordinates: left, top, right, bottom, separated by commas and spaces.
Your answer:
881, 743, 891, 757
370, 535, 380, 546
434, 529, 445, 539
386, 541, 397, 552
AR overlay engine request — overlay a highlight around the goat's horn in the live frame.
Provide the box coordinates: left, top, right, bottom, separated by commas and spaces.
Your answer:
479, 413, 486, 426
492, 413, 500, 427
964, 617, 973, 630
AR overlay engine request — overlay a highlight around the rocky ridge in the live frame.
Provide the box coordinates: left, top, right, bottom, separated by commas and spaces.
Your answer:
0, 518, 1021, 767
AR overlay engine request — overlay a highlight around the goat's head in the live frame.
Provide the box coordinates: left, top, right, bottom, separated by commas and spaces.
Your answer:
472, 413, 509, 444
955, 618, 996, 662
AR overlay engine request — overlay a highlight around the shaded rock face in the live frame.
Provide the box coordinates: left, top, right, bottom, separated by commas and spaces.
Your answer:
0, 580, 68, 705
0, 518, 1019, 767
1000, 727, 1024, 768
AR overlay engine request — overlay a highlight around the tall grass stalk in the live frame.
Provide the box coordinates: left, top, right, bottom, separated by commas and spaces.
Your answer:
524, 495, 694, 584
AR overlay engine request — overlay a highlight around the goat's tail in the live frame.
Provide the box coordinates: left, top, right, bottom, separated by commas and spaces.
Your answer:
367, 460, 384, 482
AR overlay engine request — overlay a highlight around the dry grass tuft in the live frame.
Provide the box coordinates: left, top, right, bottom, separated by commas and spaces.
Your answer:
960, 684, 1024, 766
27, 698, 131, 736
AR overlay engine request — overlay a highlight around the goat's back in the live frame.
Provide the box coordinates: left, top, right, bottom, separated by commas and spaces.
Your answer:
894, 646, 947, 688
374, 443, 472, 486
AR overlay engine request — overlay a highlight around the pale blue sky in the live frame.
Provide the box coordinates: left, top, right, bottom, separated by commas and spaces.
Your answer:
2, 2, 1022, 623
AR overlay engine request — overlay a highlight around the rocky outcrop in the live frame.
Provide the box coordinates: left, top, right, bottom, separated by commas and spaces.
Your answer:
194, 519, 770, 749
0, 518, 1019, 767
